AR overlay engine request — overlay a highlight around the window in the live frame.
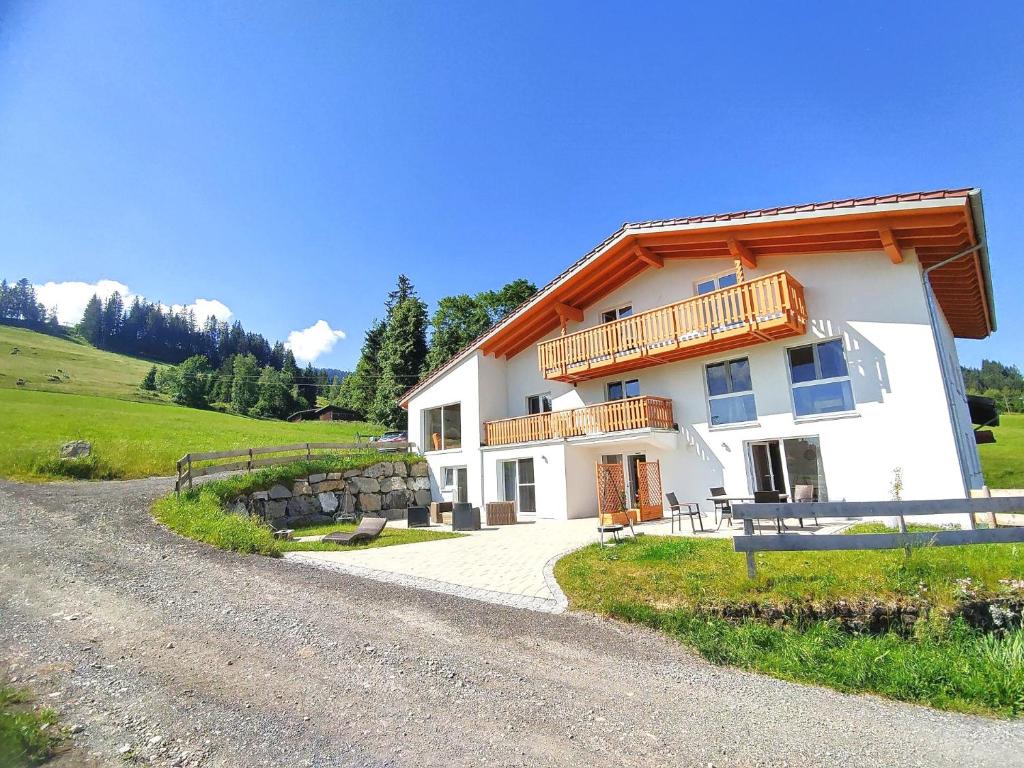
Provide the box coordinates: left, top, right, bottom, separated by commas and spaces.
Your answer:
526, 393, 552, 415
500, 458, 536, 515
695, 269, 739, 295
705, 357, 756, 425
423, 403, 462, 450
787, 339, 855, 418
601, 304, 633, 323
606, 378, 640, 401
441, 466, 468, 503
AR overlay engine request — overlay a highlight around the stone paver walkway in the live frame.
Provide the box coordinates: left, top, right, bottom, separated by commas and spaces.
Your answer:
287, 514, 849, 612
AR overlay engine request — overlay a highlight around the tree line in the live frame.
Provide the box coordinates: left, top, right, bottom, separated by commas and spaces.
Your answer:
3, 272, 536, 426
962, 360, 1024, 414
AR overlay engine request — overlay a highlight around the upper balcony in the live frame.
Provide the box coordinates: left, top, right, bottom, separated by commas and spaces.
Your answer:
537, 270, 806, 383
484, 395, 674, 447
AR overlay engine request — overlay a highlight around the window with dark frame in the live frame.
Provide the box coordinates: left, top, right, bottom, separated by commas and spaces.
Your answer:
526, 393, 552, 415
606, 378, 640, 401
601, 305, 633, 323
787, 339, 855, 418
705, 357, 757, 425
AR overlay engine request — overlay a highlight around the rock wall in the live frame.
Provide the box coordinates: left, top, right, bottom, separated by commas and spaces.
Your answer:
226, 460, 431, 529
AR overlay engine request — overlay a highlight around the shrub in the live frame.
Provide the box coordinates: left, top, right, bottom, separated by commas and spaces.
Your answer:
32, 454, 118, 480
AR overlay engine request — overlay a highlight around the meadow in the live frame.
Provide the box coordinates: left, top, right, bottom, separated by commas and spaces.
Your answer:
977, 413, 1024, 488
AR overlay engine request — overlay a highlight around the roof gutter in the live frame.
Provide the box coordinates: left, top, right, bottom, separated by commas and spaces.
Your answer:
965, 189, 997, 332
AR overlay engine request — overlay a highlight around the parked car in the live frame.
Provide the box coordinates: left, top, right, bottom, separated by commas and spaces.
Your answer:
373, 430, 408, 451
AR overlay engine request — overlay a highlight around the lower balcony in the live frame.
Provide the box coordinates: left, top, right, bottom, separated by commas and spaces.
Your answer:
483, 395, 675, 447
537, 270, 807, 383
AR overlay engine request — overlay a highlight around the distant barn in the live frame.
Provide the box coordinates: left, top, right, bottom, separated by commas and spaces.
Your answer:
286, 404, 361, 423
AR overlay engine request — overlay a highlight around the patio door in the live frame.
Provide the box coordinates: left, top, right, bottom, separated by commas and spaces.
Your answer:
745, 436, 828, 500
601, 453, 646, 506
500, 458, 536, 516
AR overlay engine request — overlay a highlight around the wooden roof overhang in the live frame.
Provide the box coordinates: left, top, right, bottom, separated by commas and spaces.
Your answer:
479, 198, 992, 361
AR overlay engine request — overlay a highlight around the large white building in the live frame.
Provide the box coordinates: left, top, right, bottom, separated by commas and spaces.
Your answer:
402, 189, 995, 521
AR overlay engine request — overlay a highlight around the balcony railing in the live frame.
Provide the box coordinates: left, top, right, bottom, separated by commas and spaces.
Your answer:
538, 270, 806, 382
484, 395, 674, 447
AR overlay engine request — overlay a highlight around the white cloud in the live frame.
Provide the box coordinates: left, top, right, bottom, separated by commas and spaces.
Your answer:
285, 320, 347, 363
32, 279, 233, 325
33, 279, 134, 325
169, 298, 233, 322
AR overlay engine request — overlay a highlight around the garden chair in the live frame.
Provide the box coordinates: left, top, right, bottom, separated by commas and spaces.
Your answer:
709, 486, 732, 529
665, 492, 703, 534
323, 515, 388, 545
793, 483, 819, 527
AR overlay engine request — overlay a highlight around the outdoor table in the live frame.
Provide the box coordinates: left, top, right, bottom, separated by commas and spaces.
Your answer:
707, 494, 790, 531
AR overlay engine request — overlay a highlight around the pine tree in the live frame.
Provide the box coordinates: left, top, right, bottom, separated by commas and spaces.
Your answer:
370, 286, 428, 429
141, 365, 158, 391
0, 280, 10, 319
101, 291, 125, 348
338, 318, 384, 417
79, 295, 104, 345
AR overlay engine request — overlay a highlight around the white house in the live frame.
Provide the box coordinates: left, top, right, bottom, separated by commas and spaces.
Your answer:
402, 188, 995, 521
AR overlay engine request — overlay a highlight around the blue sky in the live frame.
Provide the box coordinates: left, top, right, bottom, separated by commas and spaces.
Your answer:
0, 1, 1021, 370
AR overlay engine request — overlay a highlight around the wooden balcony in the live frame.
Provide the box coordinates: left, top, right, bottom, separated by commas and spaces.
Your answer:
537, 271, 807, 383
484, 395, 674, 447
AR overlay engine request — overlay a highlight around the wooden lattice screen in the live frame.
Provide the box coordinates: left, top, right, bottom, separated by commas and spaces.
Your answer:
595, 462, 627, 525
637, 460, 663, 522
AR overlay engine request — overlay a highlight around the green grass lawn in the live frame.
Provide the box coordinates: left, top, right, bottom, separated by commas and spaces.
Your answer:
1, 388, 380, 481
978, 412, 1024, 488
556, 535, 1024, 716
153, 456, 460, 556
0, 324, 167, 401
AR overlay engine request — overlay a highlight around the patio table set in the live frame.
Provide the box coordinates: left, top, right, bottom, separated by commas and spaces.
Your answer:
662, 485, 819, 535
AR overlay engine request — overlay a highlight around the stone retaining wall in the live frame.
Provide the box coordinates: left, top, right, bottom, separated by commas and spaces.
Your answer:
226, 460, 431, 529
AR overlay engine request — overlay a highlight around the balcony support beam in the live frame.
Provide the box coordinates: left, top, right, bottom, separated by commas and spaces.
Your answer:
727, 237, 756, 270
634, 245, 664, 269
879, 226, 904, 264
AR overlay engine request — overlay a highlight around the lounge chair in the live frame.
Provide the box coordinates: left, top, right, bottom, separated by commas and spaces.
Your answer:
323, 515, 388, 544
709, 486, 732, 529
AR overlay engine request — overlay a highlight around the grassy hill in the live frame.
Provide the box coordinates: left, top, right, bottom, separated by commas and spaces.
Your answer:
0, 325, 380, 481
977, 412, 1024, 489
0, 324, 166, 401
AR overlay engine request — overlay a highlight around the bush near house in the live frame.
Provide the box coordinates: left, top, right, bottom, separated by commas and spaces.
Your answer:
555, 532, 1024, 717
153, 454, 460, 556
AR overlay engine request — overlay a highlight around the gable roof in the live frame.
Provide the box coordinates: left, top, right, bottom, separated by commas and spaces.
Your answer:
402, 188, 993, 407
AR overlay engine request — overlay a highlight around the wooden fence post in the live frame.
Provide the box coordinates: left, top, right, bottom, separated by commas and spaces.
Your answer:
247, 448, 253, 474
175, 459, 181, 497
306, 442, 311, 461
187, 455, 193, 491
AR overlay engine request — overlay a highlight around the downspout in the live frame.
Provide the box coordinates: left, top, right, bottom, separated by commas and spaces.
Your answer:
920, 242, 985, 496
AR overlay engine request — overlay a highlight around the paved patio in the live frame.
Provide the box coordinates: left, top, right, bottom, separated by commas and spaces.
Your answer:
285, 514, 750, 612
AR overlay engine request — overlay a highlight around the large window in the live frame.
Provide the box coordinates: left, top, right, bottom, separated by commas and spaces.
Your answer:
706, 357, 756, 426
423, 403, 461, 451
787, 339, 855, 418
500, 458, 536, 515
526, 393, 552, 415
606, 379, 640, 401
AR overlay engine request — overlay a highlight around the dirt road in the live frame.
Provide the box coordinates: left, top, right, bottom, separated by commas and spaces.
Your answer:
2, 478, 1022, 767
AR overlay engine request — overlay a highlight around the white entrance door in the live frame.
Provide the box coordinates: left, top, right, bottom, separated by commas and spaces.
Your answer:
500, 458, 536, 516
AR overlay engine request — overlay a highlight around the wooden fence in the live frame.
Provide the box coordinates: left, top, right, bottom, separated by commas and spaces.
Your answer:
174, 440, 411, 494
732, 498, 1024, 578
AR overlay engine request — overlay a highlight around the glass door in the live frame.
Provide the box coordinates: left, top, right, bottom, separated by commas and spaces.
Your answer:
500, 458, 536, 516
626, 453, 647, 506
746, 437, 828, 500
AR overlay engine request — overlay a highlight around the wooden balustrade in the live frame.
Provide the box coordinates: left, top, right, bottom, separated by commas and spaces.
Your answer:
483, 396, 674, 447
538, 270, 807, 382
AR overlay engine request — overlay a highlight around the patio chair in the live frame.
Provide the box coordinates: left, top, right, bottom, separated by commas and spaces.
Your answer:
665, 492, 703, 534
709, 486, 732, 529
323, 515, 388, 545
793, 484, 819, 527
753, 490, 784, 533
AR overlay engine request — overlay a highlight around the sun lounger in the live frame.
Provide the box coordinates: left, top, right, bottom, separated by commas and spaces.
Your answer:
323, 515, 387, 544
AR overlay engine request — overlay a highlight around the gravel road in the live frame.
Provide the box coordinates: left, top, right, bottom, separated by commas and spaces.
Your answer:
2, 478, 1023, 768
